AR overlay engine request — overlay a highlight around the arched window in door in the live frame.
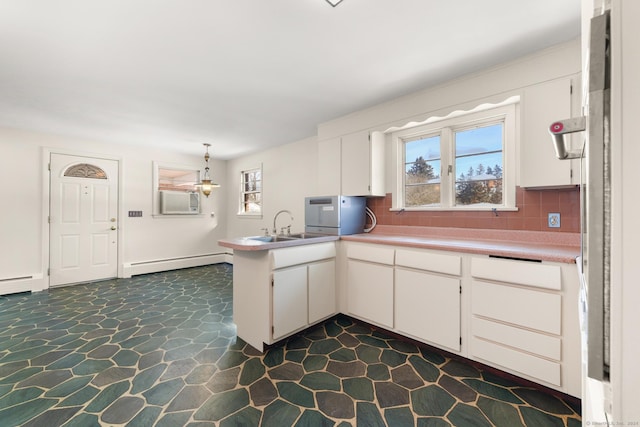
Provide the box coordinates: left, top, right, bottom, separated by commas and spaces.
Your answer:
64, 163, 108, 179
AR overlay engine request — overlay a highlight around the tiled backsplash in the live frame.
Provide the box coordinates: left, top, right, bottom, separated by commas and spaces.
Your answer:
366, 187, 580, 233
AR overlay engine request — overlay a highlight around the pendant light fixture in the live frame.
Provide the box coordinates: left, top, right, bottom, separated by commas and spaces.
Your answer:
325, 0, 344, 6
198, 143, 219, 197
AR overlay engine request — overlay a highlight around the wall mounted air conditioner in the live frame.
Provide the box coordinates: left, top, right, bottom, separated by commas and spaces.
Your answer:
159, 190, 200, 214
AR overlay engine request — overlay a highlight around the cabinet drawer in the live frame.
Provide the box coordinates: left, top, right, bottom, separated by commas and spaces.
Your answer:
471, 337, 561, 387
472, 317, 561, 360
396, 249, 461, 276
471, 257, 561, 290
472, 281, 561, 335
271, 242, 336, 269
347, 244, 394, 265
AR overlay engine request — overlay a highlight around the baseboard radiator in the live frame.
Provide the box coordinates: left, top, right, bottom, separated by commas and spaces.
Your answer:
0, 273, 45, 295
122, 252, 233, 278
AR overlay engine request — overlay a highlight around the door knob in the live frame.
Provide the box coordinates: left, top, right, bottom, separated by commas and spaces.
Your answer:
111, 226, 117, 231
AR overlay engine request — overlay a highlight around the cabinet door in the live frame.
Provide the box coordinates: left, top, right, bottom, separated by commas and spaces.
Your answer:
395, 268, 461, 352
272, 266, 308, 340
340, 131, 385, 197
347, 259, 394, 328
520, 77, 576, 188
317, 137, 341, 196
308, 259, 336, 324
341, 132, 371, 196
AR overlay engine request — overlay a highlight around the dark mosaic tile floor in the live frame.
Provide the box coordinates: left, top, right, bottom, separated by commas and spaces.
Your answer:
0, 264, 581, 426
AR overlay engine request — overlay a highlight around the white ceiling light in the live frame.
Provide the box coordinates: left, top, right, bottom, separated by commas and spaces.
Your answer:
325, 0, 344, 7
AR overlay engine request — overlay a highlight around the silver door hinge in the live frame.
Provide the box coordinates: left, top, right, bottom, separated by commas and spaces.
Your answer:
47, 268, 50, 276
48, 163, 51, 171
271, 277, 274, 287
460, 337, 462, 345
459, 285, 462, 294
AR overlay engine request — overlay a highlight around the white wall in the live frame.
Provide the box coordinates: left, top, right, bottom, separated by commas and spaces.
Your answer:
223, 39, 583, 241
0, 127, 228, 291
225, 136, 318, 239
316, 38, 582, 193
610, 0, 640, 423
318, 39, 581, 141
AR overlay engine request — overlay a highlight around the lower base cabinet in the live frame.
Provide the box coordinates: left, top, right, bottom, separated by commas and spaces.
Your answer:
272, 265, 308, 340
272, 259, 336, 340
347, 259, 394, 328
395, 268, 461, 352
340, 242, 580, 397
469, 256, 580, 396
309, 260, 336, 324
233, 242, 336, 352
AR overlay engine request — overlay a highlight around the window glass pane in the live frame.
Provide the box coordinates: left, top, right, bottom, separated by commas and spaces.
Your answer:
244, 193, 261, 213
158, 168, 198, 192
404, 135, 441, 206
454, 124, 503, 206
240, 167, 262, 214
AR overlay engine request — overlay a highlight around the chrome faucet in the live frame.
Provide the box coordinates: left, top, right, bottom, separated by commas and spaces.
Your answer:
273, 210, 293, 235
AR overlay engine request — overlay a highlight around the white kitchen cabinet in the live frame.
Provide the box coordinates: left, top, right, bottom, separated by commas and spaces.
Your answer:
347, 260, 394, 328
341, 131, 385, 196
346, 243, 394, 328
394, 249, 462, 352
520, 75, 580, 188
272, 258, 336, 340
469, 256, 580, 396
272, 265, 308, 340
309, 259, 336, 324
336, 241, 580, 397
395, 269, 460, 352
233, 242, 336, 351
317, 131, 385, 197
317, 137, 342, 196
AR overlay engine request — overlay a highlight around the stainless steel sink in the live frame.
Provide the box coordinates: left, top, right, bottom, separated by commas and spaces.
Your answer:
287, 233, 325, 239
249, 235, 298, 243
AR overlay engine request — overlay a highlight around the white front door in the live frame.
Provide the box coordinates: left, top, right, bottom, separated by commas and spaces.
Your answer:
49, 153, 119, 287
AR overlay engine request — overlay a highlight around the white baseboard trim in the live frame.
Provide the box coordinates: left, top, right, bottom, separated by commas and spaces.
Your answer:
122, 253, 232, 278
0, 273, 45, 295
224, 253, 234, 264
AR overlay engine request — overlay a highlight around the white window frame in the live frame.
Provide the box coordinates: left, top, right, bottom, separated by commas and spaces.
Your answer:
238, 165, 263, 218
392, 101, 518, 211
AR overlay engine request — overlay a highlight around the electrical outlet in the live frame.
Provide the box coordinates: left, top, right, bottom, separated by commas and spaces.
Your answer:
548, 212, 561, 228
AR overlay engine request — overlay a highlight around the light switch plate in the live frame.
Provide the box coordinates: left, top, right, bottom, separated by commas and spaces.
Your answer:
548, 212, 561, 228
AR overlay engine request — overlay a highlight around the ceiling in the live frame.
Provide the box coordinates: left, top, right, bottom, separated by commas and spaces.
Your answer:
0, 0, 581, 159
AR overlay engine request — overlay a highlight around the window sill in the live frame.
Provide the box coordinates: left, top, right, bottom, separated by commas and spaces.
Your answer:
237, 213, 263, 219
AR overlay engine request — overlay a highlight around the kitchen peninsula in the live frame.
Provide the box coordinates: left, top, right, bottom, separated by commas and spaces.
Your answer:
219, 226, 581, 397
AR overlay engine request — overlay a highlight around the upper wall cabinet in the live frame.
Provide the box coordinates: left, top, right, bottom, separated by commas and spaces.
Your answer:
317, 131, 385, 197
520, 75, 580, 188
317, 137, 342, 196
